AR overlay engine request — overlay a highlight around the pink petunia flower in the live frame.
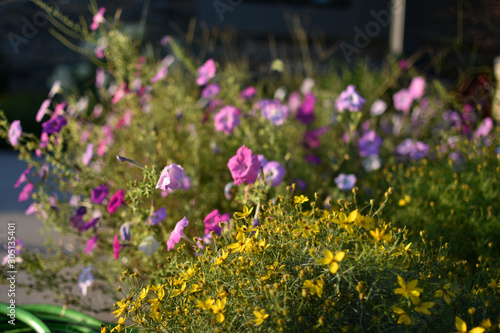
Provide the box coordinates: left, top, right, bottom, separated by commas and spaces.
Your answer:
18, 182, 33, 202
14, 168, 31, 188
107, 189, 125, 214
9, 120, 22, 146
227, 145, 261, 186
239, 86, 256, 101
335, 85, 366, 112
36, 99, 51, 122
167, 217, 189, 251
111, 82, 129, 104
393, 89, 413, 114
201, 83, 221, 99
408, 76, 426, 99
85, 235, 98, 254
196, 59, 216, 86
90, 7, 106, 30
82, 143, 94, 166
214, 105, 241, 135
113, 235, 121, 260
156, 164, 185, 191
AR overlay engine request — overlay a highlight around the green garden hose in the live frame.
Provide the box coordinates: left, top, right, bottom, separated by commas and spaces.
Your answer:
0, 303, 51, 333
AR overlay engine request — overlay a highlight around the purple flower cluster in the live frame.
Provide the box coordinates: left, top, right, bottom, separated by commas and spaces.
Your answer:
335, 85, 365, 112
395, 139, 430, 160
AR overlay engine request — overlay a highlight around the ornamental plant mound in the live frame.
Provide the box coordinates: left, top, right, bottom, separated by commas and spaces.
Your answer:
113, 193, 499, 332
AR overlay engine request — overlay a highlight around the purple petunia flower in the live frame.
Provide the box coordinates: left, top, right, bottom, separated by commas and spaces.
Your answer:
227, 145, 261, 186
396, 139, 429, 160
214, 105, 241, 135
203, 209, 230, 238
358, 130, 383, 157
78, 266, 94, 296
167, 217, 189, 251
149, 207, 167, 226
42, 115, 67, 134
334, 173, 357, 191
113, 235, 121, 260
393, 89, 413, 114
107, 189, 125, 214
36, 99, 51, 122
262, 161, 286, 187
90, 7, 106, 30
239, 86, 256, 101
18, 182, 33, 202
201, 83, 221, 99
303, 127, 329, 149
91, 184, 109, 205
335, 85, 366, 112
156, 164, 185, 191
305, 155, 322, 165
71, 206, 87, 231
196, 59, 216, 86
120, 222, 131, 241
85, 235, 98, 254
408, 76, 426, 99
261, 101, 290, 126
9, 120, 22, 146
295, 93, 316, 124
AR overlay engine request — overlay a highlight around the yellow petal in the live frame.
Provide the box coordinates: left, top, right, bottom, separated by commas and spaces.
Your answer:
334, 251, 345, 262
455, 317, 467, 332
329, 262, 339, 274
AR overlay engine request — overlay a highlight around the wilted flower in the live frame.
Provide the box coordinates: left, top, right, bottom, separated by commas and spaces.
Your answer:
156, 164, 185, 191
9, 120, 22, 146
334, 173, 357, 191
78, 266, 94, 296
335, 85, 365, 112
196, 59, 216, 86
138, 235, 159, 256
227, 145, 261, 185
167, 217, 189, 251
214, 106, 241, 134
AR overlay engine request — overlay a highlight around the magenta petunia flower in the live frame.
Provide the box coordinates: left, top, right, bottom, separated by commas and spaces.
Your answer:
8, 120, 22, 146
262, 161, 286, 187
107, 189, 125, 214
196, 59, 216, 86
393, 89, 413, 114
334, 173, 357, 191
201, 83, 221, 99
18, 182, 33, 202
239, 86, 256, 101
295, 93, 316, 124
335, 85, 366, 112
111, 82, 129, 104
288, 92, 302, 114
85, 235, 98, 254
203, 209, 230, 237
14, 167, 31, 188
303, 126, 329, 149
91, 184, 109, 204
473, 117, 493, 140
90, 7, 106, 30
167, 217, 189, 251
82, 143, 94, 166
214, 105, 241, 135
151, 66, 168, 83
227, 145, 261, 186
408, 76, 426, 99
113, 235, 121, 260
156, 164, 185, 191
148, 207, 167, 226
36, 99, 51, 122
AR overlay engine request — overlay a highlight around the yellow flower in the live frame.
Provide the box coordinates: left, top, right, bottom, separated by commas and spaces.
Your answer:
294, 195, 309, 204
110, 317, 125, 332
303, 279, 324, 298
253, 308, 269, 326
234, 205, 254, 219
394, 275, 423, 298
398, 195, 411, 206
453, 316, 485, 333
170, 282, 186, 298
410, 296, 434, 315
292, 220, 319, 238
139, 287, 149, 301
392, 307, 411, 325
333, 211, 361, 234
112, 300, 129, 317
434, 283, 457, 305
370, 226, 392, 242
214, 249, 228, 265
480, 319, 492, 329
316, 249, 345, 274
211, 297, 227, 323
227, 232, 252, 253
196, 297, 215, 311
189, 284, 202, 293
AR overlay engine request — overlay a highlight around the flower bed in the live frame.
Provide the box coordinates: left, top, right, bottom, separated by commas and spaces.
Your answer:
0, 2, 499, 332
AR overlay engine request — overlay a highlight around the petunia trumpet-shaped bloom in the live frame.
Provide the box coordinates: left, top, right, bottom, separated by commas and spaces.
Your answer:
239, 86, 256, 101
148, 207, 167, 226
201, 83, 221, 99
18, 182, 33, 202
214, 106, 241, 135
167, 217, 189, 251
358, 130, 383, 157
113, 235, 121, 260
156, 164, 185, 191
78, 266, 94, 296
196, 59, 216, 86
334, 173, 357, 191
107, 189, 125, 214
9, 120, 22, 146
85, 235, 98, 254
36, 99, 51, 122
393, 89, 413, 114
261, 101, 289, 126
295, 93, 316, 124
408, 76, 426, 99
90, 7, 106, 30
203, 209, 230, 239
262, 161, 286, 187
227, 145, 261, 186
120, 222, 131, 241
82, 143, 94, 166
138, 235, 159, 256
335, 85, 366, 112
42, 115, 67, 134
14, 167, 31, 188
